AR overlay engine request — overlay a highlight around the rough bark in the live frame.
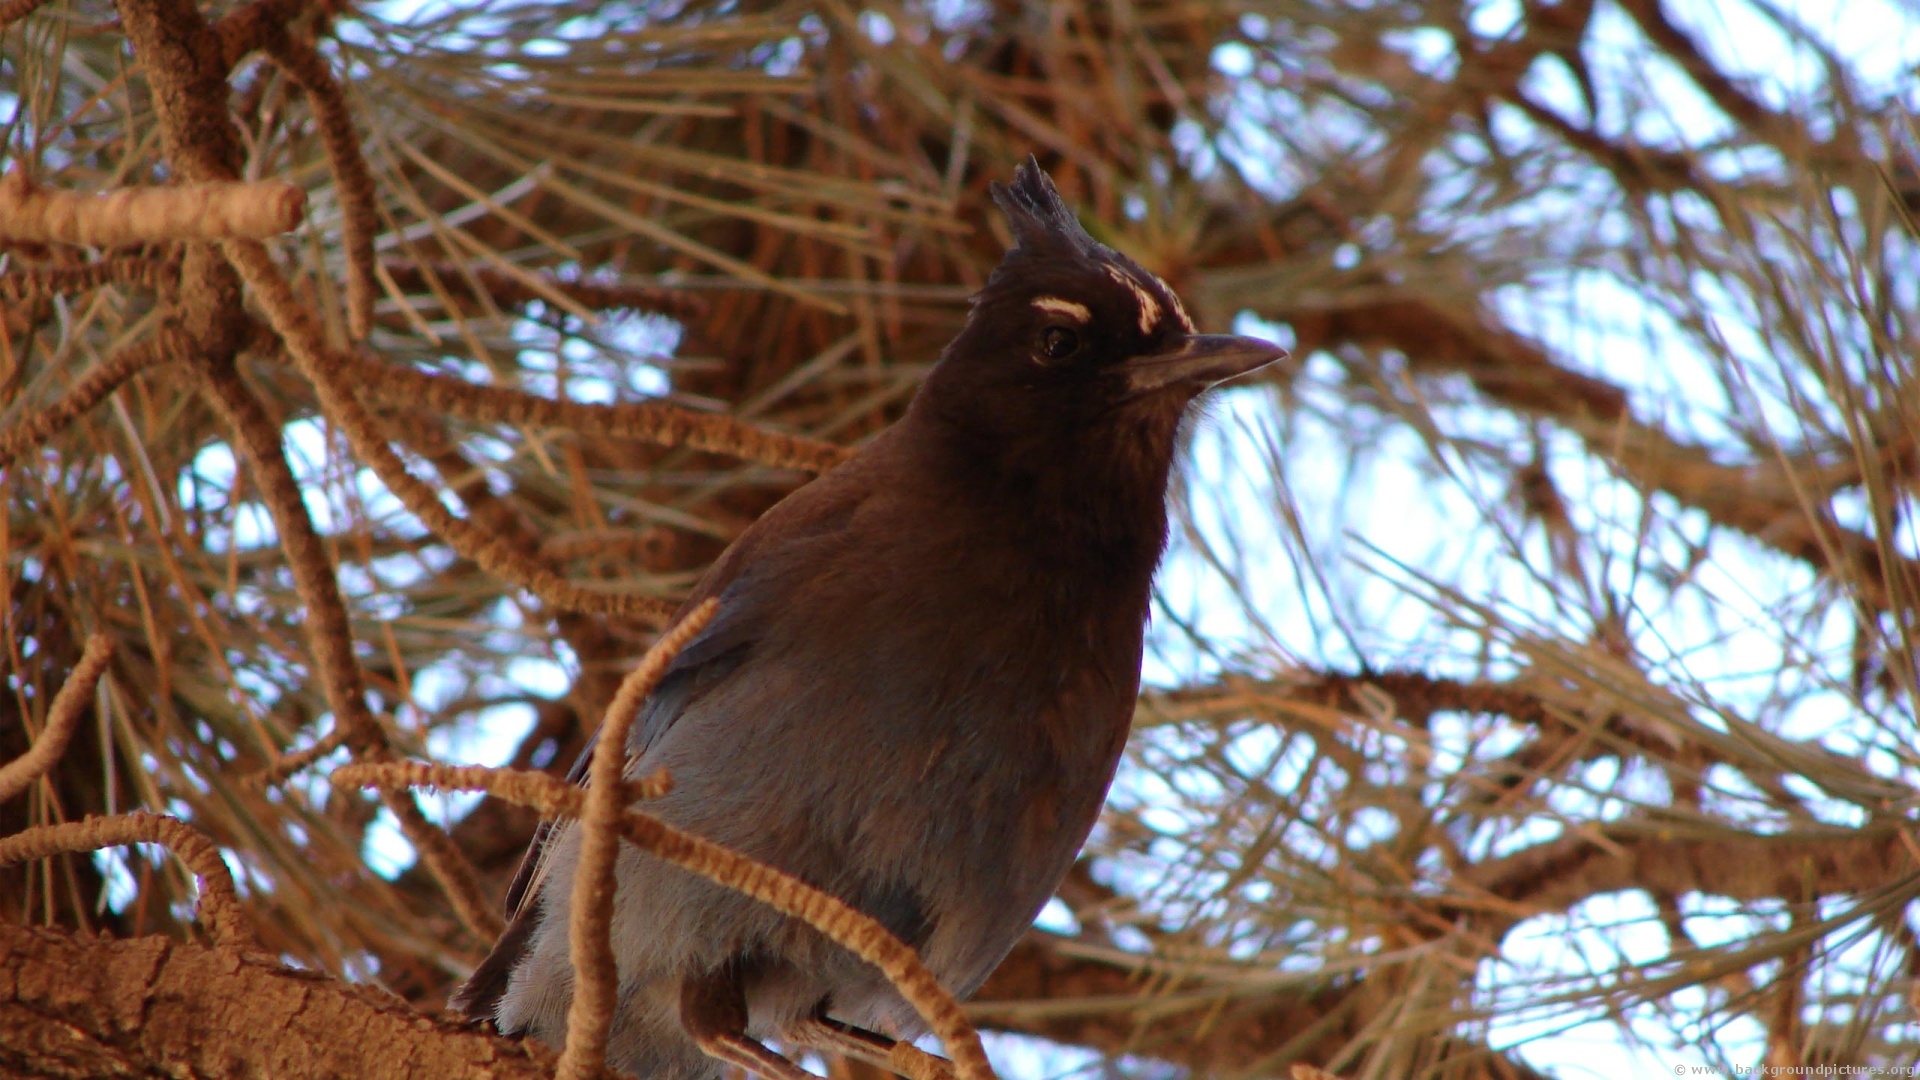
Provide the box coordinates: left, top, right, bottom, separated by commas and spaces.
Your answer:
0, 921, 578, 1080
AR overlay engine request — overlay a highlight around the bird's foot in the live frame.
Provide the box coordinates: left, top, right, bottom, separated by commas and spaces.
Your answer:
783, 1016, 957, 1080
695, 1029, 819, 1080
683, 966, 819, 1080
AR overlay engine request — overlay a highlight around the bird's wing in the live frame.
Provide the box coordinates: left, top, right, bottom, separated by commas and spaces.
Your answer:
496, 586, 755, 922
451, 457, 876, 1020
451, 574, 771, 1020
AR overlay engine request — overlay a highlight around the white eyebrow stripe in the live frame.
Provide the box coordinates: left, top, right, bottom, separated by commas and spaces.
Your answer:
1144, 269, 1196, 332
1031, 296, 1092, 322
1103, 263, 1161, 334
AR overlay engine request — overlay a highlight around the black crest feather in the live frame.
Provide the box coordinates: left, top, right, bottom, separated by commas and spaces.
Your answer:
990, 155, 1098, 256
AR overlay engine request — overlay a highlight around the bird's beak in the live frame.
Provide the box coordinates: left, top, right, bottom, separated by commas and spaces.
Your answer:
1121, 334, 1288, 396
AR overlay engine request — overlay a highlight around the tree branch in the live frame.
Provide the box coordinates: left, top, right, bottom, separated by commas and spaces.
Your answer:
0, 173, 304, 246
1276, 298, 1912, 605
974, 935, 1550, 1080
0, 922, 564, 1080
1459, 821, 1918, 925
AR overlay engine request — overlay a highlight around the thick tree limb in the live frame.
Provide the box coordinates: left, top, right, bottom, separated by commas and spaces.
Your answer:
0, 922, 566, 1080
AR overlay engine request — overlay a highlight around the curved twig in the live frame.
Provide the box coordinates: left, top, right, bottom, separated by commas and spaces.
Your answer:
559, 598, 719, 1080
0, 634, 114, 803
0, 328, 193, 472
0, 812, 258, 949
263, 28, 377, 341
250, 725, 351, 786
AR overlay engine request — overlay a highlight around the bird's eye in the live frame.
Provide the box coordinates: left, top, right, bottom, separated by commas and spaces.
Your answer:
1040, 326, 1080, 361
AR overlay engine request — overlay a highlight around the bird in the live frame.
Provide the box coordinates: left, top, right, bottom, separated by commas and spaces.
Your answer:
452, 156, 1286, 1080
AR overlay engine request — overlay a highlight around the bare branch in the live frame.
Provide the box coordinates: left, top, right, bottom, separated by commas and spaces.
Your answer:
211, 0, 314, 69
559, 598, 719, 1080
1279, 298, 1913, 604
0, 172, 304, 246
1615, 0, 1863, 169
0, 812, 257, 949
0, 255, 179, 304
1459, 822, 1917, 923
250, 725, 351, 786
226, 238, 678, 621
190, 356, 503, 942
334, 348, 850, 475
383, 260, 709, 320
0, 327, 193, 471
0, 635, 114, 803
264, 28, 377, 340
972, 936, 1550, 1080
0, 0, 53, 31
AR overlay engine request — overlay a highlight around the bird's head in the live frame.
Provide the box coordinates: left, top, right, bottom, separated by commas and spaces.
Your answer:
918, 157, 1286, 472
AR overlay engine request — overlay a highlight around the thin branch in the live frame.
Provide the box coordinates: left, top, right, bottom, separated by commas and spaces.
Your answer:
383, 260, 709, 320
1279, 298, 1913, 605
0, 812, 257, 949
108, 0, 507, 964
559, 598, 719, 1080
0, 634, 114, 803
334, 762, 664, 818
1615, 0, 1863, 170
1149, 672, 1895, 824
1457, 822, 1918, 928
1509, 91, 1705, 195
250, 725, 351, 786
108, 0, 250, 333
0, 326, 193, 471
264, 28, 377, 340
190, 356, 503, 942
540, 526, 683, 567
0, 171, 305, 245
333, 759, 999, 1080
334, 348, 851, 475
0, 255, 180, 304
226, 238, 677, 621
212, 0, 314, 69
1150, 671, 1561, 728
973, 935, 1548, 1080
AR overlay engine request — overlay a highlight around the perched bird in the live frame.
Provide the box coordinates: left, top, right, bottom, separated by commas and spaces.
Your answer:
453, 157, 1285, 1079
